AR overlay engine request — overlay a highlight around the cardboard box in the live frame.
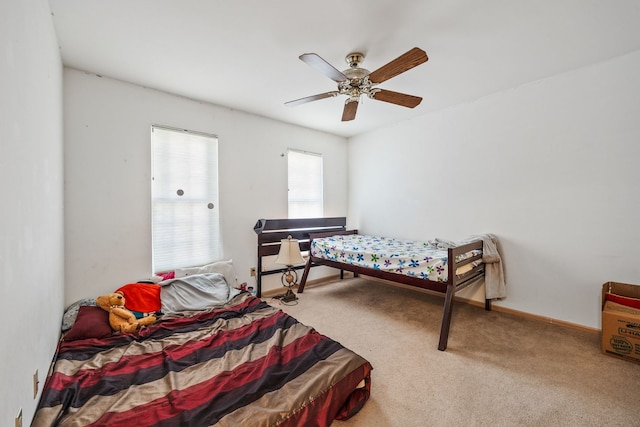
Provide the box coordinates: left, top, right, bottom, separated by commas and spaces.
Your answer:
601, 281, 640, 364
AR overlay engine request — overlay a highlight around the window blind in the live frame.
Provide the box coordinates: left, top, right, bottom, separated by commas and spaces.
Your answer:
151, 125, 221, 272
287, 149, 324, 218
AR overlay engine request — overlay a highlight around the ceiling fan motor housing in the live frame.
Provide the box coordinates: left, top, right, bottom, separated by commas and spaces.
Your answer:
343, 52, 370, 78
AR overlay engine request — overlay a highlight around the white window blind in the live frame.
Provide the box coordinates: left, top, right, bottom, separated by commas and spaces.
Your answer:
151, 125, 221, 272
287, 149, 323, 218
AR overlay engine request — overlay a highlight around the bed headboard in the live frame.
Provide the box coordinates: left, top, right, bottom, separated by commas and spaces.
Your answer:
253, 217, 347, 297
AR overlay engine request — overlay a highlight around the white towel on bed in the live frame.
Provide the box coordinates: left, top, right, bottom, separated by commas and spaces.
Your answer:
459, 234, 506, 300
480, 234, 506, 299
473, 234, 507, 299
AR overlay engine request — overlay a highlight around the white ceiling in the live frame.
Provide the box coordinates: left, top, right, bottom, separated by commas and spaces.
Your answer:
49, 0, 640, 138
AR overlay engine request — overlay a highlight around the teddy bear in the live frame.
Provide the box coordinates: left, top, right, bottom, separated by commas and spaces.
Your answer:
96, 291, 157, 333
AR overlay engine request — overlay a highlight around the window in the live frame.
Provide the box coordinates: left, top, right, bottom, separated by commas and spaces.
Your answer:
287, 149, 323, 218
151, 125, 221, 272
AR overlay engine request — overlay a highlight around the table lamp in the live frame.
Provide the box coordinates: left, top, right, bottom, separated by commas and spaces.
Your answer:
274, 235, 305, 302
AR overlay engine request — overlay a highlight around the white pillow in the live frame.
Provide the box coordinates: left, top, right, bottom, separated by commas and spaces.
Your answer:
174, 259, 237, 288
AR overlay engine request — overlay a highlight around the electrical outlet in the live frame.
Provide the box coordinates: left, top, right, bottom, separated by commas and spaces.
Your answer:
33, 369, 39, 399
15, 408, 22, 427
250, 267, 256, 277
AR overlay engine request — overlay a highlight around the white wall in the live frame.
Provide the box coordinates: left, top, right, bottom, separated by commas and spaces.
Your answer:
0, 1, 64, 425
348, 51, 640, 329
63, 68, 348, 305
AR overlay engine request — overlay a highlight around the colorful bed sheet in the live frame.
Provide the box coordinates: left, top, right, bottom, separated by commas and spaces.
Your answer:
33, 292, 372, 427
310, 234, 482, 282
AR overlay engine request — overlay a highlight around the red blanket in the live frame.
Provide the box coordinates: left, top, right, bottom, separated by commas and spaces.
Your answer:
115, 282, 162, 312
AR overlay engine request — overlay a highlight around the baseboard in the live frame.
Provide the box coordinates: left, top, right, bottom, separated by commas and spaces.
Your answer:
297, 274, 600, 335
470, 300, 600, 334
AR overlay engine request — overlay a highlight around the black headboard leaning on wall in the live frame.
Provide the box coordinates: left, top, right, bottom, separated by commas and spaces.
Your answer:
253, 217, 347, 297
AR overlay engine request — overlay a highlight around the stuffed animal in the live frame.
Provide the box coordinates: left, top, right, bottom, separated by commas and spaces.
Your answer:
96, 291, 157, 333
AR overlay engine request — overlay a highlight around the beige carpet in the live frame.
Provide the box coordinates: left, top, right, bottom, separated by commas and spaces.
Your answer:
271, 277, 640, 427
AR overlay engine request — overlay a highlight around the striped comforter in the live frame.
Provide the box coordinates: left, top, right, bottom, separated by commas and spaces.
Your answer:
33, 293, 372, 426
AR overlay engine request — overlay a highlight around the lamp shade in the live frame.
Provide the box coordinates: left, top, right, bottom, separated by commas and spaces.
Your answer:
275, 235, 305, 266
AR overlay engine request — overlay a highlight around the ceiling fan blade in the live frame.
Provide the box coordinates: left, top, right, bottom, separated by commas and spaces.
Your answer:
341, 100, 358, 121
299, 53, 348, 82
285, 91, 339, 107
368, 47, 428, 84
371, 89, 422, 108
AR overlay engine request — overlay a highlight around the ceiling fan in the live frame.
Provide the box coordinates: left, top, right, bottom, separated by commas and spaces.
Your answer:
285, 47, 428, 122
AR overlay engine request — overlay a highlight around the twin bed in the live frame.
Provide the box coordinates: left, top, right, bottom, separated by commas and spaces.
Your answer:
301, 232, 487, 351
34, 273, 372, 426
256, 217, 495, 351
